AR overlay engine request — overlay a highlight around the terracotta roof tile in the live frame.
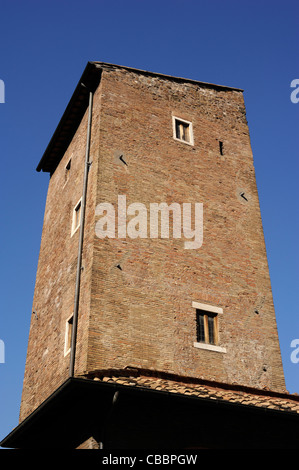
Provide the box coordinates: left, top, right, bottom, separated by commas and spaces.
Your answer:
85, 369, 299, 415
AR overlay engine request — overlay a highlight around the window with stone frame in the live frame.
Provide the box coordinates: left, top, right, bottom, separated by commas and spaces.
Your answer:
172, 116, 194, 145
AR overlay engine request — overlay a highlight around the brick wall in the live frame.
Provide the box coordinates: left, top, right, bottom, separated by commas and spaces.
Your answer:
19, 81, 103, 421
20, 64, 286, 422
88, 67, 285, 392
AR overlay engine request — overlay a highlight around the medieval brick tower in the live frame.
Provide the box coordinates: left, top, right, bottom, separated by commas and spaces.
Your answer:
2, 62, 299, 449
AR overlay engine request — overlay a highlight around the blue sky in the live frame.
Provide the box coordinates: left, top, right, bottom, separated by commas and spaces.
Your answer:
0, 0, 298, 443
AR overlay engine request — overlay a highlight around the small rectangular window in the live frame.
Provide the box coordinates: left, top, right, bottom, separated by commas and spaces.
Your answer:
64, 315, 73, 356
196, 310, 217, 345
192, 301, 226, 353
173, 116, 194, 145
71, 198, 82, 236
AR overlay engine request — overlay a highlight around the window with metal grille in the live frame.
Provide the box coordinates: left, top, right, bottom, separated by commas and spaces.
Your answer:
196, 309, 217, 345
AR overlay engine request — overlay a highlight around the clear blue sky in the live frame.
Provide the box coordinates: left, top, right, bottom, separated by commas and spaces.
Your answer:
0, 0, 298, 443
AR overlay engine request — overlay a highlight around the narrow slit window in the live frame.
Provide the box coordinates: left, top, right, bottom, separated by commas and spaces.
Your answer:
71, 198, 82, 236
65, 159, 71, 183
173, 116, 194, 145
74, 202, 81, 228
64, 315, 73, 356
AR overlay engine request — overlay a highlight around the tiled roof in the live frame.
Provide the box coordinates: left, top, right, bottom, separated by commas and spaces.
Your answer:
86, 369, 299, 415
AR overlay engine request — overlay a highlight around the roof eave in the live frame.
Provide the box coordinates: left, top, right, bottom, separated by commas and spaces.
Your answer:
1, 377, 299, 449
36, 61, 244, 175
36, 61, 102, 174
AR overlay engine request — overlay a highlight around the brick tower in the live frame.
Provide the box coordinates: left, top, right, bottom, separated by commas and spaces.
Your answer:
2, 62, 299, 449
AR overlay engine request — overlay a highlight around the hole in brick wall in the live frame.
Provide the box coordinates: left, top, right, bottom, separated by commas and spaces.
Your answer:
113, 151, 128, 167
110, 251, 131, 274
255, 309, 259, 315
219, 141, 224, 155
119, 154, 128, 166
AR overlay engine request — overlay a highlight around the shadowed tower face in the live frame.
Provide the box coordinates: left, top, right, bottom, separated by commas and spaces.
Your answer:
19, 62, 285, 424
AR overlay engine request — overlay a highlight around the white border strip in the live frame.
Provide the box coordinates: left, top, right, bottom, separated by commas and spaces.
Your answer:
193, 342, 227, 353
192, 301, 223, 314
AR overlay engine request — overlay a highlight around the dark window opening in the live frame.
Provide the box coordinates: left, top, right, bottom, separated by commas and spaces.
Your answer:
65, 159, 71, 183
175, 119, 191, 143
196, 313, 205, 343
